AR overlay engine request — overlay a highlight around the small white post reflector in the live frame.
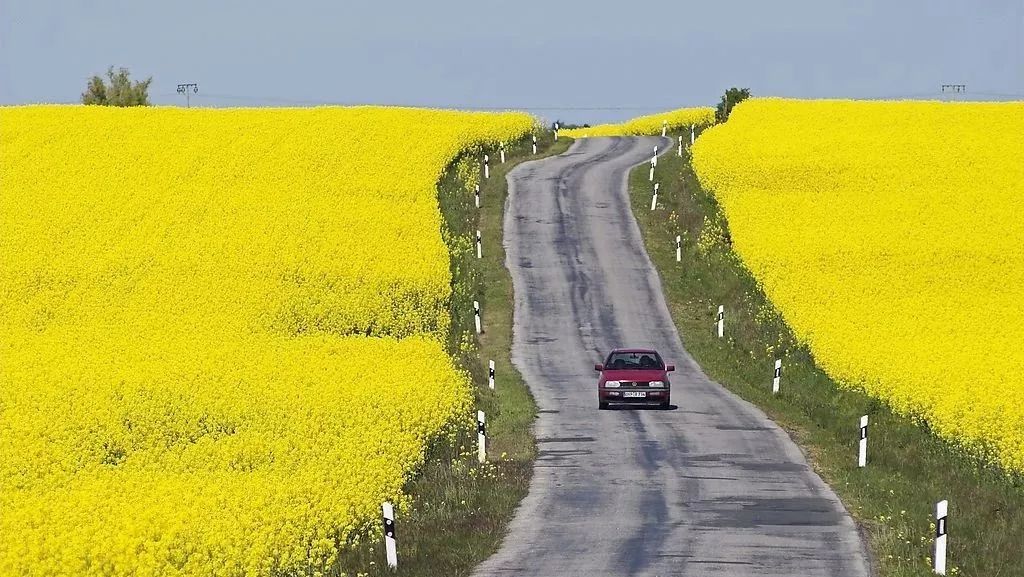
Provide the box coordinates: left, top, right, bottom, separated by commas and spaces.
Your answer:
476, 230, 482, 259
649, 159, 655, 182
484, 154, 490, 179
678, 134, 683, 157
554, 121, 559, 141
474, 184, 480, 208
500, 144, 506, 164
474, 300, 482, 334
690, 124, 695, 145
532, 135, 537, 155
477, 410, 487, 463
651, 183, 659, 211
716, 305, 724, 338
488, 360, 495, 389
858, 415, 868, 467
675, 235, 682, 262
772, 359, 781, 394
934, 500, 948, 574
382, 502, 398, 569
662, 120, 667, 137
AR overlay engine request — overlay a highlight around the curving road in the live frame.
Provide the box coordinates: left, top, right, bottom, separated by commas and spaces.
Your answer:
473, 136, 871, 577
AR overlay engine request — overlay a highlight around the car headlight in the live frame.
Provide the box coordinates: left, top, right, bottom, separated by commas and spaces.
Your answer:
648, 381, 665, 388
604, 381, 620, 388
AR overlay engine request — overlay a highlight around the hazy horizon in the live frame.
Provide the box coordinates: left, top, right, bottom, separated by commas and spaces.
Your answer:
1, 0, 1021, 124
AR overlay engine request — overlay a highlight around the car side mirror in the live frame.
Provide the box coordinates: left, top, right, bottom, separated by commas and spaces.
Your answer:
594, 363, 604, 371
666, 364, 675, 372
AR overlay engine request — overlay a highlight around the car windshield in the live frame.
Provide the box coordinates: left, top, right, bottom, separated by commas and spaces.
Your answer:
605, 351, 664, 370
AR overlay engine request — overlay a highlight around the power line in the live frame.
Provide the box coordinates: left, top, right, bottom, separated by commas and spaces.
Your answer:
176, 83, 198, 107
764, 89, 1022, 101
968, 91, 1024, 98
156, 92, 691, 111
94, 86, 1024, 109
152, 88, 1021, 111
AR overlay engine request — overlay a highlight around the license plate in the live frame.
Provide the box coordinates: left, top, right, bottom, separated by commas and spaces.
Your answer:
623, 391, 647, 398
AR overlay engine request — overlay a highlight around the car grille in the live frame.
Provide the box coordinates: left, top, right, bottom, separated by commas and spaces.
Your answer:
620, 381, 649, 387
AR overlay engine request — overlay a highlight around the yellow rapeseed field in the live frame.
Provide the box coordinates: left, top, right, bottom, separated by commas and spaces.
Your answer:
0, 105, 535, 576
1, 335, 467, 576
693, 98, 1024, 473
560, 106, 715, 138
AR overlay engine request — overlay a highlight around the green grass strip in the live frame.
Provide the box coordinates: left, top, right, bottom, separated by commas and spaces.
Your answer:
628, 130, 1023, 577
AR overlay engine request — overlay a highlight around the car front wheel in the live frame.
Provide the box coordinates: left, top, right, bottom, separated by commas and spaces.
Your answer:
599, 401, 609, 410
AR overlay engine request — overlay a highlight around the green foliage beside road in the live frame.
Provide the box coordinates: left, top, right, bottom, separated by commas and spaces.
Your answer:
629, 130, 1023, 577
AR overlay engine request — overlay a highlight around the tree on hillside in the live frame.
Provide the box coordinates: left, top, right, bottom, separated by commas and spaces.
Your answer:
553, 119, 590, 130
716, 87, 751, 123
82, 67, 152, 106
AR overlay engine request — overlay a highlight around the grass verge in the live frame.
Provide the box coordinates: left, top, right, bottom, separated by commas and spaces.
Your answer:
335, 132, 573, 577
626, 130, 1023, 577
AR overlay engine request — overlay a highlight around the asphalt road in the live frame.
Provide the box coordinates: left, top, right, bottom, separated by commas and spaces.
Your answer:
473, 136, 871, 577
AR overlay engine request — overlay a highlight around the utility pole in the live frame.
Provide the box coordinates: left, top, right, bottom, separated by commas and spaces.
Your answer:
177, 83, 198, 107
940, 84, 966, 101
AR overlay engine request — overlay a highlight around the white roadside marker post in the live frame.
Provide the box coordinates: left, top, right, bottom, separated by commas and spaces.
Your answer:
484, 154, 490, 179
488, 360, 495, 389
474, 300, 482, 334
381, 502, 398, 569
772, 359, 782, 394
858, 415, 868, 467
475, 184, 480, 208
661, 119, 667, 137
716, 305, 724, 338
651, 183, 659, 211
649, 157, 655, 182
675, 235, 682, 262
934, 500, 949, 574
476, 230, 482, 259
500, 142, 506, 164
532, 135, 537, 155
690, 124, 695, 145
554, 121, 560, 141
477, 410, 487, 463
678, 134, 683, 157
653, 145, 659, 164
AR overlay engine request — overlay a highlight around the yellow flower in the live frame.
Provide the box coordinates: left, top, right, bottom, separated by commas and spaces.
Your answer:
561, 106, 715, 138
0, 105, 536, 576
693, 98, 1024, 474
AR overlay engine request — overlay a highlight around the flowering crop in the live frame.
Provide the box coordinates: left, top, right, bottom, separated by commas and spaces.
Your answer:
0, 105, 534, 575
693, 98, 1024, 473
1, 105, 534, 342
560, 106, 714, 138
1, 335, 469, 577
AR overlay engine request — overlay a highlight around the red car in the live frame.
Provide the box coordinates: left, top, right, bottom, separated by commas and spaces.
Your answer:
595, 348, 675, 409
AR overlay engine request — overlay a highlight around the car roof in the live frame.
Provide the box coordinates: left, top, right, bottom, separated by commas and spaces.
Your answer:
609, 348, 659, 354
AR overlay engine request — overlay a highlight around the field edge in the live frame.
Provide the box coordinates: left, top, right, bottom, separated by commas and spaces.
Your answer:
624, 130, 1023, 577
334, 132, 574, 577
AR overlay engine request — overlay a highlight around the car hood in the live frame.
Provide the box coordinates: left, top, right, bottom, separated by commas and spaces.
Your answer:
601, 369, 668, 381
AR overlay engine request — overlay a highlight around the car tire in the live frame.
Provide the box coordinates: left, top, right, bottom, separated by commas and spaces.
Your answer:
660, 400, 670, 409
599, 402, 609, 410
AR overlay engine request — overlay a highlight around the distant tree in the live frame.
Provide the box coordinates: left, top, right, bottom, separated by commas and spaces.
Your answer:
716, 87, 751, 123
552, 119, 590, 130
81, 66, 152, 106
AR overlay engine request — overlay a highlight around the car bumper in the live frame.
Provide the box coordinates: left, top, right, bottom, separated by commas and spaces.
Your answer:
599, 389, 670, 404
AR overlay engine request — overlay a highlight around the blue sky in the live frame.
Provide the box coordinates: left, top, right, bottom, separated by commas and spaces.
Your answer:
1, 0, 1021, 123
